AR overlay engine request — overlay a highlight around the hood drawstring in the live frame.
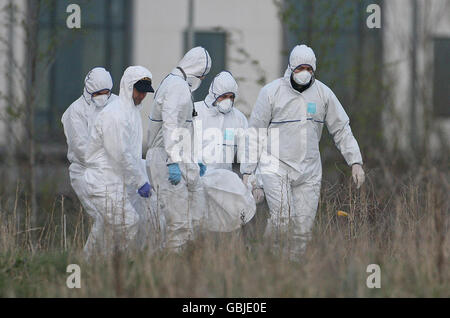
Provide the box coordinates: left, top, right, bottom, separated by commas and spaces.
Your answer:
178, 66, 198, 118
176, 67, 187, 80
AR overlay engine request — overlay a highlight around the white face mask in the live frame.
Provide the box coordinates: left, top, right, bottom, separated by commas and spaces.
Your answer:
92, 94, 110, 107
216, 98, 233, 114
293, 70, 312, 85
187, 76, 202, 92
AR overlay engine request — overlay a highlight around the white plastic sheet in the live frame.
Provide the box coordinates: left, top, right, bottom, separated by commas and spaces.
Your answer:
201, 168, 256, 232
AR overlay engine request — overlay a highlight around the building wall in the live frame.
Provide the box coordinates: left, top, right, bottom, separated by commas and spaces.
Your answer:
383, 0, 450, 155
132, 0, 283, 150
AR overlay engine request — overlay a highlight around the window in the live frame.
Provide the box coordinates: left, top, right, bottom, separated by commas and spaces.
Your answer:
37, 0, 131, 142
184, 31, 227, 101
433, 38, 450, 117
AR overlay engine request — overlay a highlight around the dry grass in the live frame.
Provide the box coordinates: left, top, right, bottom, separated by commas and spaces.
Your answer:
0, 163, 448, 297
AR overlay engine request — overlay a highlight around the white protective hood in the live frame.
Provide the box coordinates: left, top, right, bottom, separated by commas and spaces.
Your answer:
119, 65, 153, 107
177, 46, 212, 78
283, 44, 317, 79
82, 67, 113, 104
204, 71, 239, 108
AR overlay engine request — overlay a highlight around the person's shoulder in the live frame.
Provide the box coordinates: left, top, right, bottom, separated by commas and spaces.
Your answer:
234, 108, 249, 126
62, 96, 85, 121
70, 96, 87, 111
163, 74, 188, 91
263, 78, 283, 90
156, 75, 189, 103
260, 78, 285, 97
232, 107, 247, 121
101, 98, 118, 112
313, 79, 333, 95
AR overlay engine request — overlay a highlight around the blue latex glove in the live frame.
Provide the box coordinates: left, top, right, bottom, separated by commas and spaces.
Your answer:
168, 163, 182, 185
198, 162, 207, 177
138, 182, 152, 198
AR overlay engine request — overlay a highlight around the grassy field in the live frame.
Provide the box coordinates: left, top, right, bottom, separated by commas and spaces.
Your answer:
0, 162, 448, 298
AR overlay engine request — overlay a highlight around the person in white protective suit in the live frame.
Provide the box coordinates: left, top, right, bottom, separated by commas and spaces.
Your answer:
146, 47, 211, 252
240, 44, 366, 260
84, 65, 158, 257
193, 71, 258, 232
61, 67, 118, 256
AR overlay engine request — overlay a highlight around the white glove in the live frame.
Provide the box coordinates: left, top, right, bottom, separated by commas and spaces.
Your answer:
252, 188, 265, 205
352, 164, 365, 189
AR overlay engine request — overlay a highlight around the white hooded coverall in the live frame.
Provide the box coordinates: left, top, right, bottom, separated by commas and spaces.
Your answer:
84, 66, 153, 256
146, 47, 212, 250
194, 71, 248, 171
61, 67, 117, 255
193, 71, 256, 232
241, 45, 363, 259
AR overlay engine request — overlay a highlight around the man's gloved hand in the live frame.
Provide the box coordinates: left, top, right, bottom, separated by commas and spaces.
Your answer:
198, 162, 207, 177
352, 164, 365, 189
252, 188, 265, 205
243, 173, 265, 204
168, 163, 182, 185
138, 182, 152, 198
